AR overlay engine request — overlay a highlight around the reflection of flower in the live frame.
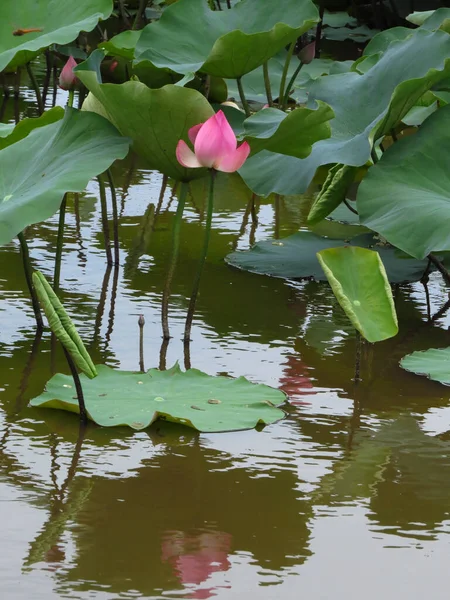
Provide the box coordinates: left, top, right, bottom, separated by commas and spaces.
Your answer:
162, 530, 232, 599
279, 355, 315, 405
176, 111, 250, 172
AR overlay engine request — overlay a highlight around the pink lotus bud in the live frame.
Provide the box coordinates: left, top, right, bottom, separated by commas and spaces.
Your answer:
299, 41, 315, 65
59, 56, 78, 90
176, 110, 250, 173
109, 60, 119, 73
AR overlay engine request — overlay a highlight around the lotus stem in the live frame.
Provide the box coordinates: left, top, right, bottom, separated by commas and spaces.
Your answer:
428, 254, 450, 287
62, 347, 88, 423
17, 232, 43, 331
98, 175, 113, 266
161, 182, 188, 340
53, 194, 67, 293
263, 62, 273, 107
91, 266, 112, 347
278, 41, 295, 108
42, 50, 52, 107
0, 84, 10, 121
106, 169, 120, 266
14, 68, 21, 124
184, 170, 216, 343
236, 77, 251, 117
155, 174, 168, 216
315, 1, 325, 58
343, 198, 359, 215
26, 62, 44, 115
183, 338, 191, 370
354, 330, 362, 382
282, 62, 304, 110
139, 314, 145, 373
68, 89, 74, 108
52, 64, 58, 107
370, 147, 379, 164
133, 0, 148, 29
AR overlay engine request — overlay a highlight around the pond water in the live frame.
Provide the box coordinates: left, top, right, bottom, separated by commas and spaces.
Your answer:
2, 66, 450, 600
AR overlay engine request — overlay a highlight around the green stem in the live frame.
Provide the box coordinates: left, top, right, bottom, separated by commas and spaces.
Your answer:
18, 232, 44, 330
370, 147, 379, 164
106, 169, 120, 266
161, 182, 188, 340
68, 89, 74, 108
282, 61, 303, 109
262, 62, 273, 107
236, 77, 250, 117
278, 41, 295, 108
98, 175, 113, 266
62, 347, 87, 423
132, 0, 148, 29
26, 62, 44, 114
53, 194, 67, 293
184, 170, 215, 343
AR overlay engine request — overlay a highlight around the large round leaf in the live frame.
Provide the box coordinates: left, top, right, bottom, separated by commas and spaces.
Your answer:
400, 347, 450, 386
0, 0, 112, 72
357, 105, 450, 259
30, 363, 286, 433
316, 246, 398, 343
240, 28, 450, 195
226, 232, 429, 284
76, 52, 214, 181
134, 0, 319, 79
0, 107, 130, 246
0, 106, 64, 151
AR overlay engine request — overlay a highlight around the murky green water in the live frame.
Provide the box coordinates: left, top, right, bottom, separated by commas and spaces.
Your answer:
2, 70, 450, 600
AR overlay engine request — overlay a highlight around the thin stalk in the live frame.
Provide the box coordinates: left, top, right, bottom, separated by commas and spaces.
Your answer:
236, 77, 250, 117
428, 253, 450, 287
0, 85, 10, 121
315, 1, 325, 58
226, 0, 231, 7
18, 232, 43, 330
262, 62, 273, 106
42, 50, 53, 107
183, 170, 215, 342
98, 175, 113, 266
282, 61, 303, 109
68, 89, 74, 108
343, 198, 358, 215
139, 314, 145, 373
133, 0, 148, 29
106, 169, 120, 266
155, 174, 168, 217
370, 147, 379, 164
118, 0, 132, 28
62, 347, 87, 423
53, 194, 67, 293
161, 182, 188, 340
52, 64, 58, 107
278, 41, 295, 107
184, 339, 191, 370
26, 62, 44, 115
354, 330, 362, 382
14, 69, 21, 124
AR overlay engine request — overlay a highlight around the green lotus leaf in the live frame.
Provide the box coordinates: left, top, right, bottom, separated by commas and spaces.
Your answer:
76, 51, 214, 180
0, 107, 130, 246
100, 30, 141, 60
363, 27, 411, 56
243, 104, 333, 158
357, 105, 450, 259
134, 0, 319, 79
400, 347, 450, 385
316, 246, 398, 342
407, 10, 436, 25
226, 233, 429, 284
30, 363, 286, 433
239, 28, 450, 195
0, 0, 113, 72
323, 24, 378, 42
0, 106, 64, 151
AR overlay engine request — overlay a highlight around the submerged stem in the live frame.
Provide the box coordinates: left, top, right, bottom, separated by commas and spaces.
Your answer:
26, 62, 44, 115
18, 232, 43, 331
236, 77, 250, 117
161, 182, 189, 340
262, 62, 273, 107
278, 41, 295, 108
184, 170, 216, 343
53, 194, 67, 292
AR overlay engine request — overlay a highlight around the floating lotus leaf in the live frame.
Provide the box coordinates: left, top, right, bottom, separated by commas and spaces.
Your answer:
317, 246, 398, 343
0, 107, 130, 246
240, 29, 450, 195
76, 51, 214, 180
357, 105, 450, 259
226, 233, 429, 284
400, 347, 450, 386
30, 364, 286, 433
134, 0, 319, 79
0, 0, 112, 72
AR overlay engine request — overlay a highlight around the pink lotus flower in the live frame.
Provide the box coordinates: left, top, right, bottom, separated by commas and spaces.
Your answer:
176, 110, 250, 173
299, 41, 316, 65
59, 56, 78, 90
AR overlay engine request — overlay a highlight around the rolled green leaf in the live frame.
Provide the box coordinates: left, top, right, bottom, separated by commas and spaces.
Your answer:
307, 164, 357, 225
32, 271, 97, 378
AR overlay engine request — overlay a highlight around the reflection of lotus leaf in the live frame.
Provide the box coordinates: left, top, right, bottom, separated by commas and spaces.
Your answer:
30, 363, 286, 432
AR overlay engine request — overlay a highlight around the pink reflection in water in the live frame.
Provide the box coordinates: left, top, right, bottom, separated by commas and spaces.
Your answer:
279, 355, 316, 405
162, 530, 232, 598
